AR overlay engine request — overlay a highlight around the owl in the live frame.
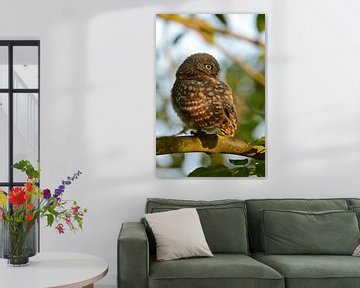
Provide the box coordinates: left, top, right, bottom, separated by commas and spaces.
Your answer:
171, 53, 238, 137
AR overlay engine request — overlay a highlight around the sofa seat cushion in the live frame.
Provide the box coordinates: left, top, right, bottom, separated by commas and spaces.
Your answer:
149, 254, 284, 288
252, 252, 360, 288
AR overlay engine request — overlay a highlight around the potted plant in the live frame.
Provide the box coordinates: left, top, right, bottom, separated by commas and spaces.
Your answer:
0, 160, 86, 266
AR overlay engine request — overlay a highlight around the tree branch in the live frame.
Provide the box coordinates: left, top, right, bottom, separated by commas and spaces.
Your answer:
157, 14, 265, 48
156, 135, 265, 161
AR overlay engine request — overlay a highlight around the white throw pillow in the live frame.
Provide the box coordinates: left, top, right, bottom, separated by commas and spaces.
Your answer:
145, 208, 213, 261
353, 244, 360, 256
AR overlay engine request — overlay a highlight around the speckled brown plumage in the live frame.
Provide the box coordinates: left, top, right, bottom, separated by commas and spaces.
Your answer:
171, 53, 238, 137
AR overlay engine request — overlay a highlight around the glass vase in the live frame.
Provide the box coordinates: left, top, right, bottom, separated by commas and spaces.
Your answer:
0, 220, 37, 266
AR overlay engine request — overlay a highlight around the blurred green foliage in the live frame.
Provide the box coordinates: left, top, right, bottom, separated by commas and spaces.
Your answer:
188, 158, 265, 177
256, 14, 266, 33
156, 14, 265, 177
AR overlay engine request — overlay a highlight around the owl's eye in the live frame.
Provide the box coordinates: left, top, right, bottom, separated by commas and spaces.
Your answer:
204, 64, 213, 70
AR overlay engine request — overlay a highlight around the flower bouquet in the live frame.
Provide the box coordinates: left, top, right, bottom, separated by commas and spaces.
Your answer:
0, 160, 87, 266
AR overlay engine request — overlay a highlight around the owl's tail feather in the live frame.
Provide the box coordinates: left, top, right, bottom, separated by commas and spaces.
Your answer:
220, 125, 236, 137
220, 105, 238, 137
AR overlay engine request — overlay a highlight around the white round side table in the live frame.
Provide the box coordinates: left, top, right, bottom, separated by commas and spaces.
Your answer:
0, 252, 108, 288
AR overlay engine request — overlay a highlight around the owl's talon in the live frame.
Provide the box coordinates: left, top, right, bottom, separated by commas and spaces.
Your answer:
191, 130, 208, 138
172, 128, 189, 136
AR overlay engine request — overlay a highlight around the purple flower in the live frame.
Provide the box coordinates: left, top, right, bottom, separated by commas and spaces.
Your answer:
54, 170, 82, 199
43, 189, 51, 200
54, 189, 63, 198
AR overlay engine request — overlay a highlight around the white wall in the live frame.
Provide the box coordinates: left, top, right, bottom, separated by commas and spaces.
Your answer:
1, 0, 360, 285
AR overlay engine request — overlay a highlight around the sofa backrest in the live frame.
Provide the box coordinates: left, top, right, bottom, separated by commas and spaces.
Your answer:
145, 198, 249, 255
245, 198, 349, 252
348, 198, 360, 207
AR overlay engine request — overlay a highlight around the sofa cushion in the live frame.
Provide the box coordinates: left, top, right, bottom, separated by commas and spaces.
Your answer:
145, 208, 213, 261
347, 198, 360, 207
349, 205, 360, 228
246, 198, 349, 252
146, 198, 249, 254
261, 209, 359, 255
149, 254, 284, 288
252, 252, 360, 288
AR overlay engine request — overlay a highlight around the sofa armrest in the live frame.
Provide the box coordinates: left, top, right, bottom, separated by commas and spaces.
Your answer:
118, 222, 149, 288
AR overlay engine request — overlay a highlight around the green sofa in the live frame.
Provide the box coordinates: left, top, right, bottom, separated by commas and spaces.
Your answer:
118, 198, 360, 288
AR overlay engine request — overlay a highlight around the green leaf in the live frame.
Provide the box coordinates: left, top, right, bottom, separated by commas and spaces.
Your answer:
255, 161, 266, 177
188, 165, 232, 177
12, 160, 29, 170
229, 159, 248, 166
256, 14, 265, 33
233, 167, 250, 177
188, 165, 254, 177
46, 205, 60, 217
47, 214, 54, 227
75, 216, 83, 230
215, 14, 227, 26
250, 136, 266, 146
12, 160, 40, 180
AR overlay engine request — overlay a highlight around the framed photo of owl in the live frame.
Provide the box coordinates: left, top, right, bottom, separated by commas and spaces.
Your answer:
156, 14, 266, 178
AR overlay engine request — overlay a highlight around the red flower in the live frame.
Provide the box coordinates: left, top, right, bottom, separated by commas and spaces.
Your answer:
24, 193, 31, 200
26, 203, 34, 210
72, 205, 80, 215
56, 223, 65, 234
9, 187, 26, 205
25, 182, 33, 192
26, 214, 33, 221
65, 214, 71, 225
